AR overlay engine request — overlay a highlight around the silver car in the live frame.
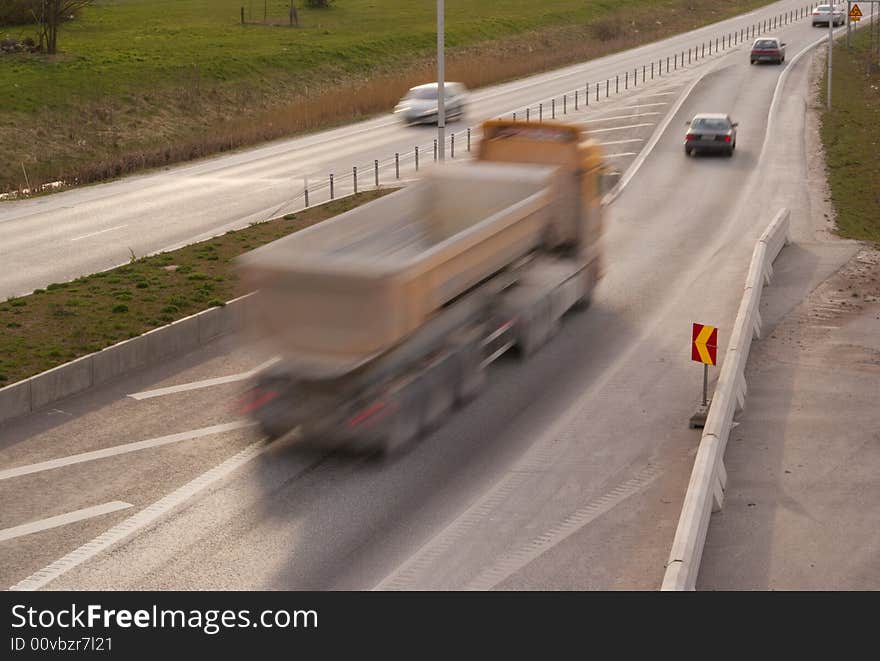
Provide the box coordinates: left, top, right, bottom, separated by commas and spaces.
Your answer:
394, 82, 467, 125
684, 113, 738, 157
811, 4, 845, 26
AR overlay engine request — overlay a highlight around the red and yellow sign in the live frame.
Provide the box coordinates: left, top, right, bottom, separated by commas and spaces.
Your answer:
850, 4, 862, 21
692, 323, 718, 365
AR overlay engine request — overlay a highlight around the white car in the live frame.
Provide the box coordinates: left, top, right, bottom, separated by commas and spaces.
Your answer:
394, 82, 467, 125
811, 4, 845, 26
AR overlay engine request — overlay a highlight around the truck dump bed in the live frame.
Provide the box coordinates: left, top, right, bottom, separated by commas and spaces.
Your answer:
237, 161, 558, 370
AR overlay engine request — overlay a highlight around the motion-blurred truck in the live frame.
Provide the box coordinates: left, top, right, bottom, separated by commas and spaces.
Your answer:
236, 120, 607, 453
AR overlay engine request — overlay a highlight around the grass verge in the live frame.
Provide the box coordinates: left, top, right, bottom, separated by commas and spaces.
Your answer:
0, 188, 394, 385
820, 26, 880, 243
0, 0, 776, 193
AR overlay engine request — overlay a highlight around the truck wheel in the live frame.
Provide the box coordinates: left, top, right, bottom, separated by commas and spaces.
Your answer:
456, 351, 486, 404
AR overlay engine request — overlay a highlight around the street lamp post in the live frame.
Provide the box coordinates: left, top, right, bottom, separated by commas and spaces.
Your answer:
437, 0, 445, 162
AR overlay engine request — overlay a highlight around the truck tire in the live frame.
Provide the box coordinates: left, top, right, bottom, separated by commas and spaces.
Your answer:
381, 400, 421, 456
455, 339, 486, 404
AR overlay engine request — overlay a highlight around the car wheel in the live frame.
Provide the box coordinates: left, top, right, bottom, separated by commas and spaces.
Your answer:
750, 59, 755, 65
684, 146, 691, 156
726, 147, 734, 157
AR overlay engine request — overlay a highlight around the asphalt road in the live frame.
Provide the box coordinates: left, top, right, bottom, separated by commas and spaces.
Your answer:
0, 0, 820, 300
0, 4, 863, 590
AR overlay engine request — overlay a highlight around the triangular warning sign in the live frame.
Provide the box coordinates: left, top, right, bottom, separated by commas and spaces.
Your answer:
850, 4, 863, 20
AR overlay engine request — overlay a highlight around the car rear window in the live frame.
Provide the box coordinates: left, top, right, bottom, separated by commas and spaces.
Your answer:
408, 88, 437, 100
754, 40, 778, 48
692, 118, 730, 130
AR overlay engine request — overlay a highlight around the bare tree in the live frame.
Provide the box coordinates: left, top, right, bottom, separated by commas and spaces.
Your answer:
31, 0, 92, 54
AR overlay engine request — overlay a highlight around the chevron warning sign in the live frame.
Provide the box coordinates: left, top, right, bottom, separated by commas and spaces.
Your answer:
850, 4, 862, 21
691, 323, 718, 365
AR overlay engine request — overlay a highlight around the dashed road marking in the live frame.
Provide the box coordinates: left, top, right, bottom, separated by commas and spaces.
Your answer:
0, 421, 253, 482
587, 112, 662, 123
70, 225, 128, 242
599, 138, 646, 146
604, 152, 639, 159
128, 357, 281, 400
0, 502, 132, 543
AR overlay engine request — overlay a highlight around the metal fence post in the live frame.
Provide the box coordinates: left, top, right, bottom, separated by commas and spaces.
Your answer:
304, 183, 309, 208
395, 153, 400, 179
642, 64, 646, 82
539, 102, 543, 121
615, 75, 619, 94
625, 70, 629, 89
353, 166, 357, 194
666, 55, 669, 71
606, 79, 609, 96
451, 133, 455, 158
330, 173, 334, 200
527, 107, 531, 120
634, 67, 638, 86
374, 159, 379, 187
551, 98, 555, 119
513, 111, 517, 121
674, 53, 677, 69
596, 82, 599, 102
434, 139, 437, 161
415, 146, 419, 171
575, 90, 579, 110
467, 127, 471, 151
563, 94, 567, 114
651, 61, 654, 78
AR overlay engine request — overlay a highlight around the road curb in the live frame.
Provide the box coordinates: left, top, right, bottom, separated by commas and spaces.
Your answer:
0, 293, 254, 428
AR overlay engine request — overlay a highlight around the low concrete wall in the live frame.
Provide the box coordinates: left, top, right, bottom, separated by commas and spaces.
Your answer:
0, 293, 254, 428
661, 209, 790, 591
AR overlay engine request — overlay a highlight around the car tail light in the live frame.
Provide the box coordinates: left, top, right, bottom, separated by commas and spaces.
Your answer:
723, 135, 732, 143
686, 134, 696, 141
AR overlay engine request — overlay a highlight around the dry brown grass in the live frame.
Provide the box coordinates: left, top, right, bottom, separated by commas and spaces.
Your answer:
1, 0, 770, 194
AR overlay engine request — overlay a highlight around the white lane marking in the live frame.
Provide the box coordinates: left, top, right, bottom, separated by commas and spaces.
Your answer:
589, 123, 655, 134
620, 102, 669, 109
0, 502, 132, 543
587, 112, 661, 123
70, 225, 128, 242
465, 467, 660, 590
604, 152, 638, 158
9, 438, 271, 590
128, 357, 281, 400
599, 138, 645, 146
0, 421, 253, 482
630, 91, 678, 98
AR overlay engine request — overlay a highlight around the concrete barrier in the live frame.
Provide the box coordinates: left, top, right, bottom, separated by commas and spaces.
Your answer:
661, 208, 790, 591
0, 293, 255, 429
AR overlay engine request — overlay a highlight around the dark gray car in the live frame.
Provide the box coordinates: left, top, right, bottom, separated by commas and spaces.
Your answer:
684, 113, 738, 157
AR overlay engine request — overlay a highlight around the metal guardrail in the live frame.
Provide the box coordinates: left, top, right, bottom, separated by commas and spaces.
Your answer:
661, 208, 791, 591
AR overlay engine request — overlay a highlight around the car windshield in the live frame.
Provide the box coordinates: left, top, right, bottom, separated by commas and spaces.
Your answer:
754, 40, 778, 48
407, 88, 438, 100
692, 118, 730, 131
815, 5, 831, 11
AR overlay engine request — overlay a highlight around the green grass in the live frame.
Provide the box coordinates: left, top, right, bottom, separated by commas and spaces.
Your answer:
0, 0, 774, 191
0, 188, 394, 385
820, 28, 880, 243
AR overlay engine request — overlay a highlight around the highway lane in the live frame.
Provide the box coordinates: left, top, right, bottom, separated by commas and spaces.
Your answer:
0, 14, 861, 590
0, 0, 822, 300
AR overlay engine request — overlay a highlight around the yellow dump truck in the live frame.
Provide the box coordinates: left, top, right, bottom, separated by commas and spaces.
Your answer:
236, 120, 606, 452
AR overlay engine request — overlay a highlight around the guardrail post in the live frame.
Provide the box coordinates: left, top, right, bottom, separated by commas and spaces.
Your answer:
586, 82, 589, 106
513, 111, 517, 122
395, 152, 400, 179
304, 183, 309, 208
651, 61, 654, 78
702, 42, 705, 57
666, 55, 669, 71
674, 53, 677, 69
353, 166, 357, 194
625, 70, 629, 89
467, 127, 471, 151
526, 107, 531, 120
634, 67, 638, 86
539, 102, 543, 122
374, 159, 379, 187
596, 82, 599, 102
606, 79, 609, 96
615, 75, 619, 94
415, 146, 419, 171
551, 98, 555, 119
574, 90, 578, 110
434, 139, 437, 162
563, 94, 567, 114
642, 64, 646, 82
329, 173, 334, 200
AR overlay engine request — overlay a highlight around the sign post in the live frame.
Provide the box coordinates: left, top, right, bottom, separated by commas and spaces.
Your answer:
689, 322, 718, 428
